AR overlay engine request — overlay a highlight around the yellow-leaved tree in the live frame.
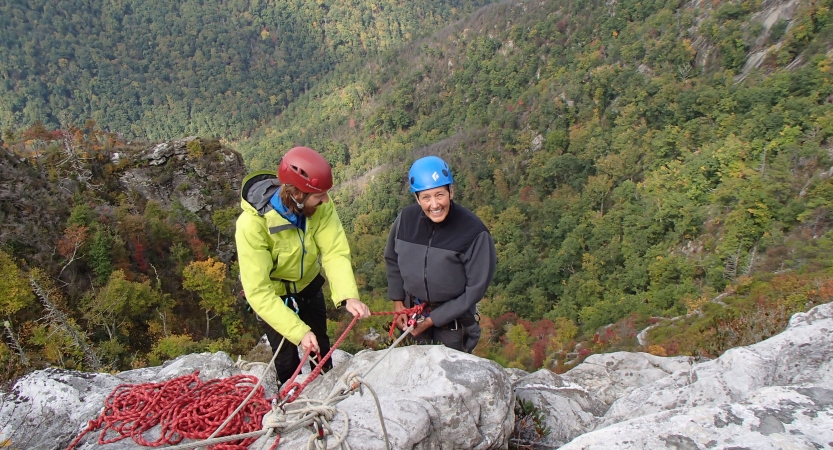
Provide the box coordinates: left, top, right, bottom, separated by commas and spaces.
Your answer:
0, 249, 34, 317
1, 249, 35, 370
182, 258, 235, 338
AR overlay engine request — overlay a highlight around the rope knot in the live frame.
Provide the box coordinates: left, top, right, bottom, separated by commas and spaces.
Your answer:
338, 371, 363, 397
261, 409, 289, 432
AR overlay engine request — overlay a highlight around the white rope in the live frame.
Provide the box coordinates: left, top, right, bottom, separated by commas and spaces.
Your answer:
161, 430, 269, 450
360, 324, 414, 379
348, 374, 390, 450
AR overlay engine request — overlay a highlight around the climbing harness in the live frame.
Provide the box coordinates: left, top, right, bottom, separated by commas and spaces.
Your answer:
66, 303, 425, 450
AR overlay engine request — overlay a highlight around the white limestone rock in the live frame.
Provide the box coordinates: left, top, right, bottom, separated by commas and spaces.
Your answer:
560, 351, 693, 406
257, 345, 513, 450
559, 302, 833, 448
514, 369, 607, 448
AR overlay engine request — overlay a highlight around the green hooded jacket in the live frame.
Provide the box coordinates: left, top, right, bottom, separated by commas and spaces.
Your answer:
235, 171, 359, 344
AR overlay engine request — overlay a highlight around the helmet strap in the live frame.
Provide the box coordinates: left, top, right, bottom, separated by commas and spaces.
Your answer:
292, 192, 309, 210
281, 184, 309, 210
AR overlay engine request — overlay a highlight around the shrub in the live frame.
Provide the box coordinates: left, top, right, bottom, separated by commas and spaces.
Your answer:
510, 397, 551, 449
148, 334, 197, 366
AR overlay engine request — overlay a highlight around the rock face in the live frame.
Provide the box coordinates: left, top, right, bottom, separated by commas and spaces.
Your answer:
262, 346, 514, 450
0, 346, 513, 450
2, 302, 832, 449
0, 147, 72, 260
119, 136, 245, 216
513, 369, 607, 448
555, 301, 833, 449
0, 137, 246, 268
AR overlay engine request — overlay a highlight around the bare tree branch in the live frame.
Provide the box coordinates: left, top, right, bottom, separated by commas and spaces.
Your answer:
3, 319, 29, 366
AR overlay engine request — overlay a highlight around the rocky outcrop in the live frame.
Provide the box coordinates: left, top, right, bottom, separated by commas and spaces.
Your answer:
2, 302, 832, 449
119, 136, 245, 215
267, 346, 514, 449
556, 301, 833, 449
0, 346, 513, 450
0, 147, 72, 262
0, 137, 246, 269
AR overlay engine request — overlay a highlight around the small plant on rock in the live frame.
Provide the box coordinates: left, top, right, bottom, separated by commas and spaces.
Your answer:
510, 396, 551, 449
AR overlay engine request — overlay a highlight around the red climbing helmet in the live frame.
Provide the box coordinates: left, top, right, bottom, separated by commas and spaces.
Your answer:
277, 146, 333, 193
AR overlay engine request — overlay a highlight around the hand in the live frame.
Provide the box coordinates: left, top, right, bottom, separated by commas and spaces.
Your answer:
393, 301, 408, 330
410, 316, 434, 337
343, 298, 371, 318
300, 331, 319, 354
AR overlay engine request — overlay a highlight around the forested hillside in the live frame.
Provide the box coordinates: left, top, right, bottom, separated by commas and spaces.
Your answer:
237, 0, 833, 368
0, 129, 262, 384
3, 0, 833, 383
0, 0, 494, 140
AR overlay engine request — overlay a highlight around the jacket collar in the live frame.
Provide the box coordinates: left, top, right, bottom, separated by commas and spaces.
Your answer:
270, 187, 305, 229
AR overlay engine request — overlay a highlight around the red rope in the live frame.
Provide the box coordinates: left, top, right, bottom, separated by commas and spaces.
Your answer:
66, 304, 425, 450
66, 372, 271, 450
278, 304, 424, 404
375, 303, 426, 338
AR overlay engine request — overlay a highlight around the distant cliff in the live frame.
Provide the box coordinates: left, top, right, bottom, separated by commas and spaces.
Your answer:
0, 133, 251, 381
1, 135, 245, 269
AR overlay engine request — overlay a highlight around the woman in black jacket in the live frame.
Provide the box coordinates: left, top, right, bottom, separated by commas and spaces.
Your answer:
384, 156, 497, 353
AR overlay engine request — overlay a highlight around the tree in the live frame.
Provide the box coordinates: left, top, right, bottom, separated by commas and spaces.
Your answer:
56, 224, 88, 277
83, 270, 166, 342
0, 249, 34, 316
182, 258, 234, 337
87, 227, 115, 285
211, 206, 239, 251
505, 323, 533, 369
29, 268, 101, 371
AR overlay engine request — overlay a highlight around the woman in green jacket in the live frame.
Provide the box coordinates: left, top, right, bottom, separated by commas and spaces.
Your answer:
235, 146, 370, 383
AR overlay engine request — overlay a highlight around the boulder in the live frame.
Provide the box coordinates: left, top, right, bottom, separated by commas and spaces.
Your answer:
258, 345, 513, 450
558, 302, 833, 448
0, 346, 512, 450
513, 369, 607, 448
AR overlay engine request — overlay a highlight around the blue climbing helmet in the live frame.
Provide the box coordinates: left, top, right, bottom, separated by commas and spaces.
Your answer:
408, 156, 454, 193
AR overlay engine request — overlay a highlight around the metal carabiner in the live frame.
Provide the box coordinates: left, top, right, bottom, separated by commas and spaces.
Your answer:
407, 312, 425, 328
284, 296, 299, 314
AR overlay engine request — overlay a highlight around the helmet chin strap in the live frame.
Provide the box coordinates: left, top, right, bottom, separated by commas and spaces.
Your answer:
292, 192, 309, 210
282, 184, 309, 209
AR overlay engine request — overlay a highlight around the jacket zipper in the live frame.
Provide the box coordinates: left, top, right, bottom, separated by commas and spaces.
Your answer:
423, 226, 434, 303
296, 226, 306, 293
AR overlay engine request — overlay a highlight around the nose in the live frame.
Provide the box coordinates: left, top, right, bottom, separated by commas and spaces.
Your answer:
320, 193, 330, 203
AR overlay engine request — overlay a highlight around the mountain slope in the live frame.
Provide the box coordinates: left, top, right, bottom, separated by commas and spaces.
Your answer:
235, 0, 833, 367
0, 0, 496, 140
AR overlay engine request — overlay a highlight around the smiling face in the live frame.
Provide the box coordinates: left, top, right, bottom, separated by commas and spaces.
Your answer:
416, 185, 453, 223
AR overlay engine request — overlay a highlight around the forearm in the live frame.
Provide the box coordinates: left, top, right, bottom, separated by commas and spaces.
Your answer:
247, 287, 311, 345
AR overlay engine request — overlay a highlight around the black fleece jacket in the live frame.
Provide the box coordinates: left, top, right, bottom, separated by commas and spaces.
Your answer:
384, 201, 496, 327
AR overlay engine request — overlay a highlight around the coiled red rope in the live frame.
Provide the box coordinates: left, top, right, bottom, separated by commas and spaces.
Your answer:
66, 304, 424, 449
66, 372, 271, 450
